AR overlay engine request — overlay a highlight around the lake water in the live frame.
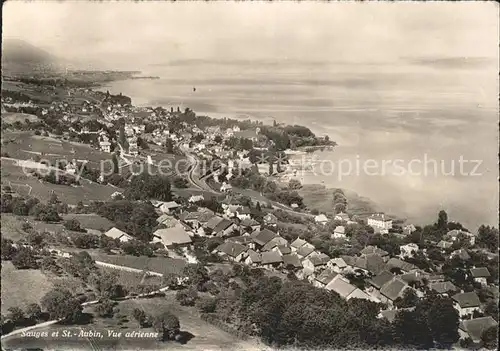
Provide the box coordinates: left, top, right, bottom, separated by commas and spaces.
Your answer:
99, 60, 498, 230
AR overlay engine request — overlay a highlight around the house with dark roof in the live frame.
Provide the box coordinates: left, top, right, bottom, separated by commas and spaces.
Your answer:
470, 267, 490, 286
303, 253, 330, 273
325, 275, 357, 298
385, 257, 418, 273
296, 244, 315, 259
252, 229, 278, 249
261, 251, 283, 268
227, 235, 253, 246
212, 218, 237, 237
214, 242, 248, 262
360, 246, 389, 260
352, 254, 386, 275
313, 269, 338, 288
263, 213, 278, 227
261, 236, 288, 251
290, 238, 307, 251
458, 317, 498, 343
450, 249, 471, 261
327, 257, 348, 273
368, 271, 395, 290
272, 245, 291, 256
378, 278, 410, 306
429, 281, 459, 296
244, 249, 262, 266
152, 225, 193, 249
452, 292, 481, 318
239, 218, 260, 232
282, 253, 302, 270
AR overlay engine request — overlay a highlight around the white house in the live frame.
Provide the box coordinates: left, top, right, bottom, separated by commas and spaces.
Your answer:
220, 182, 232, 192
99, 135, 111, 153
452, 292, 481, 318
334, 212, 350, 222
399, 243, 419, 259
188, 195, 205, 203
367, 213, 393, 233
331, 225, 347, 239
469, 267, 490, 286
104, 227, 134, 242
315, 214, 329, 225
160, 201, 181, 214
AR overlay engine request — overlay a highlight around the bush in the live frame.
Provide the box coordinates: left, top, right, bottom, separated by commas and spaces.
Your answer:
95, 299, 115, 318
12, 248, 38, 269
176, 288, 198, 306
64, 219, 86, 232
173, 176, 189, 189
196, 297, 217, 313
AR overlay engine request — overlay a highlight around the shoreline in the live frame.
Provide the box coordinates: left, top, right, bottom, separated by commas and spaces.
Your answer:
97, 82, 386, 221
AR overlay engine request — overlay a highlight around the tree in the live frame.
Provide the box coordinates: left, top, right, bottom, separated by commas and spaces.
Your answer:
477, 225, 499, 252
12, 248, 38, 269
176, 287, 198, 306
25, 303, 42, 322
196, 297, 217, 313
64, 219, 85, 232
394, 288, 419, 308
89, 271, 126, 299
111, 153, 120, 174
481, 326, 498, 350
73, 233, 99, 249
214, 135, 223, 144
425, 297, 459, 348
165, 138, 174, 153
152, 311, 180, 341
436, 210, 448, 232
392, 309, 433, 348
41, 288, 83, 323
173, 176, 189, 189
183, 263, 209, 291
95, 299, 115, 318
162, 273, 180, 289
1, 238, 17, 260
288, 179, 302, 190
7, 307, 25, 326
132, 308, 149, 327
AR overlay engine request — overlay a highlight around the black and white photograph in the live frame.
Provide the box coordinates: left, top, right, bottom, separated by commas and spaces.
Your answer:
1, 1, 499, 350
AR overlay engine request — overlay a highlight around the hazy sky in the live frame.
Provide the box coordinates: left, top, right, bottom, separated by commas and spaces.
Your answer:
3, 1, 498, 69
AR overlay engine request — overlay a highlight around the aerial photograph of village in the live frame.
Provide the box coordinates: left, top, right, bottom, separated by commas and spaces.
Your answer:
1, 1, 498, 350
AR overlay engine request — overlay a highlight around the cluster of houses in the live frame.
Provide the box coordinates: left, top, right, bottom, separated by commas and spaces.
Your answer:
100, 191, 497, 346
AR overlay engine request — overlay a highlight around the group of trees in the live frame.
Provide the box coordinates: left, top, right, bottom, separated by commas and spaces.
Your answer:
1, 194, 62, 223
332, 188, 347, 213
94, 200, 158, 241
224, 136, 253, 151
1, 302, 45, 334
33, 170, 80, 187
1, 238, 39, 270
124, 173, 172, 202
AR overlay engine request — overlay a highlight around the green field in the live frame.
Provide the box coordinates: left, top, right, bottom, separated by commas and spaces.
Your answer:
1, 162, 120, 205
90, 252, 187, 276
62, 213, 115, 232
1, 261, 54, 311
97, 267, 164, 293
1, 112, 40, 124
0, 213, 30, 241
